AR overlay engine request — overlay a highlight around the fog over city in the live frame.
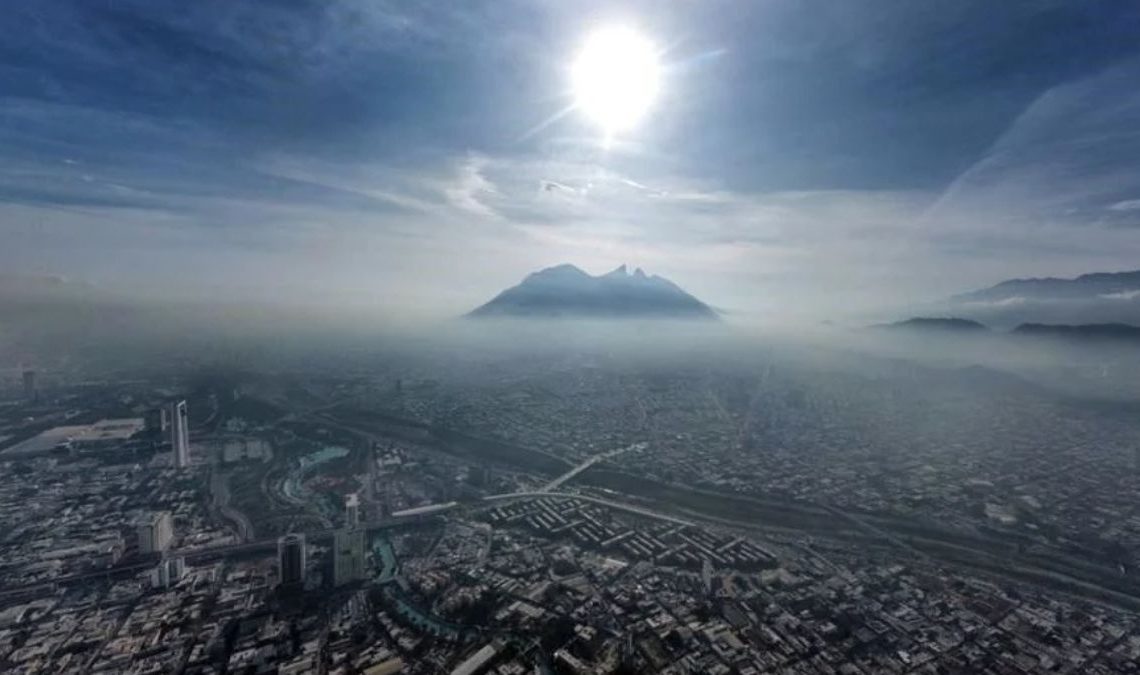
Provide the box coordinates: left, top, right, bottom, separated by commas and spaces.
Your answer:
4, 2, 1140, 674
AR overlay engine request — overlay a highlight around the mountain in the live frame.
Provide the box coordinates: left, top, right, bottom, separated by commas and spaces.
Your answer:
467, 264, 718, 319
874, 316, 1140, 343
1013, 322, 1140, 342
952, 269, 1140, 304
876, 317, 989, 332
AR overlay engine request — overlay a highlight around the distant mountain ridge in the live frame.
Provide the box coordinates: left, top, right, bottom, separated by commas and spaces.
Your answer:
877, 316, 1140, 344
953, 269, 1140, 304
468, 264, 718, 319
1013, 322, 1140, 341
877, 317, 989, 332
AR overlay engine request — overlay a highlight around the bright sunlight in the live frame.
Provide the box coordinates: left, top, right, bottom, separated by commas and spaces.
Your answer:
571, 26, 661, 138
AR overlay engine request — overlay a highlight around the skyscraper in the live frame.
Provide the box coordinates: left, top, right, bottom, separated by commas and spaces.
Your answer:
150, 556, 186, 589
137, 511, 174, 554
278, 533, 306, 589
333, 528, 366, 587
144, 406, 169, 434
22, 369, 36, 402
344, 493, 360, 529
171, 400, 190, 468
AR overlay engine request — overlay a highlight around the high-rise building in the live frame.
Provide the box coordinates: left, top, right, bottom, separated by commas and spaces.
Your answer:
333, 528, 366, 587
171, 400, 190, 468
22, 369, 36, 402
144, 406, 169, 434
278, 533, 306, 589
137, 511, 174, 554
344, 493, 360, 529
149, 556, 186, 589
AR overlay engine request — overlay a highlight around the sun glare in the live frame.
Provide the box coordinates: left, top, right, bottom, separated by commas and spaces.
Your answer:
572, 26, 661, 138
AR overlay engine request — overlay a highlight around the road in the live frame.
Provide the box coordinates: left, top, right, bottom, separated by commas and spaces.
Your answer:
540, 442, 646, 492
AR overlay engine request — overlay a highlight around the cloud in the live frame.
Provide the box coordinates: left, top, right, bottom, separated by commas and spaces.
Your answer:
1107, 199, 1140, 212
899, 54, 1140, 297
925, 57, 1140, 229
1101, 290, 1140, 301
3, 1, 1140, 319
444, 155, 501, 219
960, 296, 1028, 308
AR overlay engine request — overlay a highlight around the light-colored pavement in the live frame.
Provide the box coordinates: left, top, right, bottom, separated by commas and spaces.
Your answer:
539, 442, 646, 492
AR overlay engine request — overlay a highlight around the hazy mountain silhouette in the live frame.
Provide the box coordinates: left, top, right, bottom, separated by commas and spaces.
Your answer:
873, 315, 1140, 345
876, 317, 989, 332
1013, 322, 1140, 342
953, 269, 1140, 304
468, 264, 718, 319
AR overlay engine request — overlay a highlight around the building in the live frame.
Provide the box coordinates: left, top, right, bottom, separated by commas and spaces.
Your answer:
333, 528, 366, 587
144, 407, 169, 434
279, 534, 306, 589
450, 641, 501, 675
137, 511, 174, 554
171, 400, 190, 468
21, 369, 36, 402
149, 556, 186, 589
345, 493, 360, 529
363, 658, 404, 675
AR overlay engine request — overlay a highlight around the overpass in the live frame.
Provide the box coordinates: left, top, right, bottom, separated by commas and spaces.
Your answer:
539, 442, 646, 492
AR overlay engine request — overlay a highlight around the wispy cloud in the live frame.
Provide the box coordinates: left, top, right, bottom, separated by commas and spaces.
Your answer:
3, 1, 1140, 318
444, 155, 501, 219
1107, 199, 1140, 212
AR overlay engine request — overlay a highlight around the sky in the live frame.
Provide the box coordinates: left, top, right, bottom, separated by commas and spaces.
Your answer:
2, 0, 1139, 319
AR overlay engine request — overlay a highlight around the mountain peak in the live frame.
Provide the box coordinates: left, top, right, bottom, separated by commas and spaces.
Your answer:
524, 264, 591, 284
532, 263, 588, 277
468, 263, 717, 320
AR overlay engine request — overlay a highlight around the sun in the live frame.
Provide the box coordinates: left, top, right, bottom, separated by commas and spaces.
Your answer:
572, 26, 661, 138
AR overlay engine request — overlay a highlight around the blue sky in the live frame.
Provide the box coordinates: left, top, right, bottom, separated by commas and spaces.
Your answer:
3, 1, 1139, 317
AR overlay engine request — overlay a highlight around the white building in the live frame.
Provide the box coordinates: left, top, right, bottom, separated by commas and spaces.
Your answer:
149, 556, 186, 589
345, 493, 360, 529
171, 400, 190, 468
137, 511, 174, 554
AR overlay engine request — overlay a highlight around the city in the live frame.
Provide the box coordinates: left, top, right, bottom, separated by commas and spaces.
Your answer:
4, 1, 1140, 673
2, 337, 1139, 673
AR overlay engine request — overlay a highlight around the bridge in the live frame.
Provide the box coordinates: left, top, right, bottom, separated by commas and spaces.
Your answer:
539, 442, 646, 492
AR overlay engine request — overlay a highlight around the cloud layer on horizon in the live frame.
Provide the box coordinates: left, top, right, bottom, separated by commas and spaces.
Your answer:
2, 0, 1139, 319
